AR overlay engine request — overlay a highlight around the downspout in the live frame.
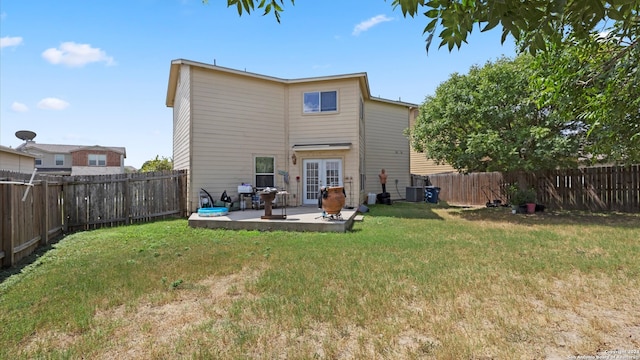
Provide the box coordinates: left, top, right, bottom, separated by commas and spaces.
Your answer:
284, 83, 290, 195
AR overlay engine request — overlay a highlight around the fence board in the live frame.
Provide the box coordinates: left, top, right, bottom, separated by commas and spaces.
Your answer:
632, 165, 640, 211
412, 165, 639, 212
1, 170, 187, 267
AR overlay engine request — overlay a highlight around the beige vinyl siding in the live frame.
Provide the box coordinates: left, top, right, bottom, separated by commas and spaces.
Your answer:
173, 64, 191, 171
189, 67, 287, 210
408, 108, 456, 175
0, 148, 35, 173
35, 152, 70, 168
358, 96, 366, 203
288, 79, 360, 145
166, 60, 417, 209
364, 100, 411, 199
410, 153, 457, 175
287, 79, 362, 202
37, 153, 55, 167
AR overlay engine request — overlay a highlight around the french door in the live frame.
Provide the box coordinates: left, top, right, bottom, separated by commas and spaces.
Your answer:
302, 159, 342, 205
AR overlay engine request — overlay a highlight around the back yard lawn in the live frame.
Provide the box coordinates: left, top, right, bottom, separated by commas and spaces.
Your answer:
1, 202, 639, 359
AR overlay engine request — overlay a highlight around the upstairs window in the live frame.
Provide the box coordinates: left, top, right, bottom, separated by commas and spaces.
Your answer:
303, 91, 337, 113
88, 154, 107, 166
35, 158, 42, 166
55, 154, 64, 166
255, 156, 275, 188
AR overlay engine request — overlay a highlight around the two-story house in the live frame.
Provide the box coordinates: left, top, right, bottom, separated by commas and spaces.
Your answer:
15, 141, 126, 176
166, 59, 418, 212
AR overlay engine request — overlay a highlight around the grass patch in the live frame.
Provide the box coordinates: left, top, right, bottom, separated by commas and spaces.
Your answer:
1, 202, 639, 359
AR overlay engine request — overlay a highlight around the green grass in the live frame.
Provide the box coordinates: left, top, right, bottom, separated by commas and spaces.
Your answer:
1, 202, 639, 359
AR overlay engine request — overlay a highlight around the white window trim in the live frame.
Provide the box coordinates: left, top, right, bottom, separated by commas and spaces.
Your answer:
254, 155, 276, 189
303, 90, 338, 114
88, 154, 107, 166
55, 154, 64, 166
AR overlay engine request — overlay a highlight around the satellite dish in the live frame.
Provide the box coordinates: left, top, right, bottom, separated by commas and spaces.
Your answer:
15, 130, 37, 142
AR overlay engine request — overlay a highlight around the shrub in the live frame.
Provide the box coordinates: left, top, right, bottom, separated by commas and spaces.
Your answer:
508, 185, 537, 205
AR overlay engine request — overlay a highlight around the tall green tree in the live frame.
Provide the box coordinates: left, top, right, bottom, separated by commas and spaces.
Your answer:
409, 56, 582, 179
206, 0, 639, 55
531, 29, 640, 164
140, 155, 173, 172
211, 0, 639, 163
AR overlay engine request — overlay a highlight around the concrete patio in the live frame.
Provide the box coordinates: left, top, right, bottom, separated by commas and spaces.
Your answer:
188, 206, 360, 232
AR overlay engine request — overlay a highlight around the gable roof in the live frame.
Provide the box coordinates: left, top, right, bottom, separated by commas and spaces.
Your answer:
0, 145, 36, 158
16, 142, 126, 157
69, 145, 127, 155
166, 59, 418, 109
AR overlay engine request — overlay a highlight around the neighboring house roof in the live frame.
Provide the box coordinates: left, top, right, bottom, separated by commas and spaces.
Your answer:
16, 142, 126, 157
166, 58, 418, 109
0, 145, 36, 158
370, 95, 419, 109
70, 145, 127, 156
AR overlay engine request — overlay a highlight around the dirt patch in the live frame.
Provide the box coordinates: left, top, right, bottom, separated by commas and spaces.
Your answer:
98, 268, 262, 359
540, 273, 640, 359
450, 207, 640, 228
20, 267, 263, 360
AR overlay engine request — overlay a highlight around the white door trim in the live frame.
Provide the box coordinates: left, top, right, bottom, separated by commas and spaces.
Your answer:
302, 159, 342, 205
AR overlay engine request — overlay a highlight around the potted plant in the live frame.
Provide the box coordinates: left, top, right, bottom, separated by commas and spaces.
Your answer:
508, 185, 537, 214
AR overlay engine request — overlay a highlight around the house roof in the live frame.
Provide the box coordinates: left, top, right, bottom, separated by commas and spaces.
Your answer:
369, 96, 420, 109
166, 59, 418, 109
0, 145, 36, 158
15, 142, 127, 157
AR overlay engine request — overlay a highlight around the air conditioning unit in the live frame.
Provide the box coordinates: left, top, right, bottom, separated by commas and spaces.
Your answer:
406, 187, 424, 202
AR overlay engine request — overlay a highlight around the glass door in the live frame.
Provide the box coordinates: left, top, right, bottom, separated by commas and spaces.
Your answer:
303, 159, 342, 205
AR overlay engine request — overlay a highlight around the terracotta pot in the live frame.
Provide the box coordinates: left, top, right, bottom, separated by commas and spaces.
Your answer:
526, 203, 536, 214
322, 186, 345, 214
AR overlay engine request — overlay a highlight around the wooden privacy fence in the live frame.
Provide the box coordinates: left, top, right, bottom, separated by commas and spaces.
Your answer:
63, 171, 188, 232
412, 172, 506, 206
502, 165, 640, 213
412, 165, 640, 212
1, 176, 64, 267
1, 170, 187, 267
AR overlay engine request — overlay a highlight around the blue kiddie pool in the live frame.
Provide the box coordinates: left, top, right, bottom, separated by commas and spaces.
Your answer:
197, 207, 229, 217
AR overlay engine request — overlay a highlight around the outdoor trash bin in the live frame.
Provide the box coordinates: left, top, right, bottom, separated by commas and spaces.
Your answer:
377, 192, 391, 205
425, 186, 440, 204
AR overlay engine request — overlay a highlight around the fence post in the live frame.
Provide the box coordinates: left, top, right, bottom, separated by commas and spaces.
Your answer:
1, 184, 13, 267
63, 180, 70, 234
181, 171, 189, 217
124, 177, 131, 225
41, 180, 49, 245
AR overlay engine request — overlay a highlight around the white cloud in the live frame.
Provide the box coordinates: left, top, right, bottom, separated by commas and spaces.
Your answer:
0, 36, 23, 49
352, 15, 394, 36
42, 42, 115, 67
11, 102, 29, 112
37, 97, 70, 110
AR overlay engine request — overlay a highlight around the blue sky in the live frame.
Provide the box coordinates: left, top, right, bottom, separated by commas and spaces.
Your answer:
1, 0, 515, 169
